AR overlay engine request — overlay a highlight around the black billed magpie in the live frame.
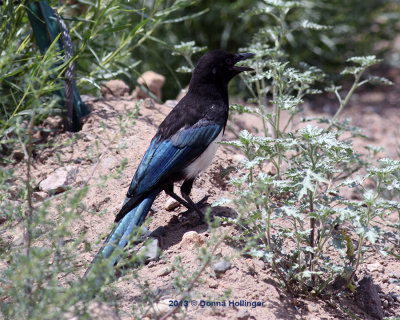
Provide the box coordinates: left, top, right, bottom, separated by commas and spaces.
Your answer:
86, 50, 254, 275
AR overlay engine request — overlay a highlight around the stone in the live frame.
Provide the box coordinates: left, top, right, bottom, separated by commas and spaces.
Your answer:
165, 198, 180, 211
253, 259, 265, 270
100, 79, 129, 98
213, 261, 231, 274
355, 275, 383, 320
388, 272, 400, 279
39, 166, 78, 194
144, 299, 171, 318
138, 238, 160, 262
134, 71, 165, 100
236, 309, 250, 320
142, 98, 155, 109
180, 231, 205, 249
366, 262, 384, 273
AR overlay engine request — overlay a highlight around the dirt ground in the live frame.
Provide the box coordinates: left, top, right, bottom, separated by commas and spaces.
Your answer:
5, 74, 400, 319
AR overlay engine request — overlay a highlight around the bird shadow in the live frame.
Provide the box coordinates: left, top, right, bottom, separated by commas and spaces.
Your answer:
160, 204, 238, 250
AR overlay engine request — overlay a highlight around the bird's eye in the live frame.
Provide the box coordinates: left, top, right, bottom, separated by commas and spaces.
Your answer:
225, 58, 232, 65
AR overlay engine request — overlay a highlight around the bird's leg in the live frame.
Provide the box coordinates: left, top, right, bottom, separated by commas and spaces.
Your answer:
163, 184, 191, 210
180, 179, 206, 221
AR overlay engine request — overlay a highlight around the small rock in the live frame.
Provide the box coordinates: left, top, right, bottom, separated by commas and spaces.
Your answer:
142, 98, 155, 109
180, 231, 205, 249
135, 71, 165, 100
138, 238, 160, 262
32, 191, 48, 202
355, 275, 384, 320
144, 299, 171, 318
236, 309, 250, 320
39, 166, 78, 194
388, 272, 400, 279
253, 259, 265, 270
208, 280, 218, 289
367, 262, 384, 273
100, 79, 129, 98
388, 278, 399, 284
214, 261, 231, 274
382, 299, 389, 308
165, 198, 180, 211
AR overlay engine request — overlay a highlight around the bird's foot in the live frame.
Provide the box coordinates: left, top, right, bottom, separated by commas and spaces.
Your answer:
177, 195, 210, 220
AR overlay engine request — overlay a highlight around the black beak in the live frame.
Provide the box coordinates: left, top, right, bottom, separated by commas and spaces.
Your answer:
232, 52, 254, 72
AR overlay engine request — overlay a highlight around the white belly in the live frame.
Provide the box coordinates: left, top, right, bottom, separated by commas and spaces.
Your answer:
183, 131, 223, 179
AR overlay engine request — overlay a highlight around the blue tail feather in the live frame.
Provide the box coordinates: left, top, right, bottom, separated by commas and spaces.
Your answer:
85, 188, 160, 277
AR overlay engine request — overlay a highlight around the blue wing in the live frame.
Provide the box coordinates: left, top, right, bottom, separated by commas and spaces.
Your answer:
115, 121, 223, 222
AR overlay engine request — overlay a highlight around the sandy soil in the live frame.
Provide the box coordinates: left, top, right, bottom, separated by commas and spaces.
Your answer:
4, 78, 400, 319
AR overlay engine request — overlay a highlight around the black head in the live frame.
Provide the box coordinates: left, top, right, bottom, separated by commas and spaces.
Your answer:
189, 50, 254, 89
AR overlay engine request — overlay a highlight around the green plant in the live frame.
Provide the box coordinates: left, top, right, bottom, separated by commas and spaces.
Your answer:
219, 1, 399, 296
0, 0, 197, 138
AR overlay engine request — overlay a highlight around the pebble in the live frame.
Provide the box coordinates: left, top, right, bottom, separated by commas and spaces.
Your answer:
214, 261, 231, 274
143, 98, 155, 109
165, 198, 180, 211
39, 166, 78, 194
138, 238, 160, 262
355, 275, 383, 320
388, 272, 400, 279
180, 231, 205, 249
366, 262, 384, 273
144, 299, 170, 318
253, 259, 265, 270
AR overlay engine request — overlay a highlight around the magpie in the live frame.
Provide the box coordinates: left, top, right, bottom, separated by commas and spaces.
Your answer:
86, 50, 254, 276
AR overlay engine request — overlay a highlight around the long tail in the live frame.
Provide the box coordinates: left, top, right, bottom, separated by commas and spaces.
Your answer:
84, 188, 160, 281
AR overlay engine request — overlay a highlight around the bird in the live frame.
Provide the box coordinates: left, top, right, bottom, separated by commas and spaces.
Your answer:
85, 50, 254, 279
